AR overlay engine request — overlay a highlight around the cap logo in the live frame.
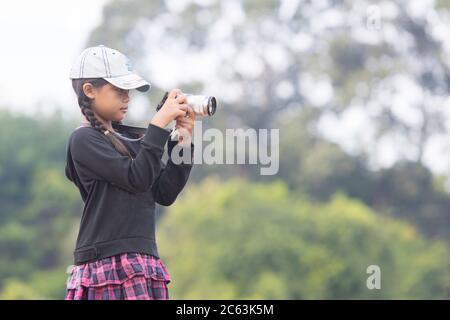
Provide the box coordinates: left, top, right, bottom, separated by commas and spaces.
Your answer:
125, 58, 133, 71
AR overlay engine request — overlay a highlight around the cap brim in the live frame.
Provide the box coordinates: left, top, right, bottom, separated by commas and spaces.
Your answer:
103, 73, 151, 92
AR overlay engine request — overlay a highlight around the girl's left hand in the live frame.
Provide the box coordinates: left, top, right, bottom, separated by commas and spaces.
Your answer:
175, 106, 196, 146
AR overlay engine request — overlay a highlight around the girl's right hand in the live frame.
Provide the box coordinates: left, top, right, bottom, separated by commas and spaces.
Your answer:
150, 89, 189, 128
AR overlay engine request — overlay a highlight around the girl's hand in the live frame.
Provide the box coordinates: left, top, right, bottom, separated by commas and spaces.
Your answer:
175, 106, 196, 146
150, 89, 188, 128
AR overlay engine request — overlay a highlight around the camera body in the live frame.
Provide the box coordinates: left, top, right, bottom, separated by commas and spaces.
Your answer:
156, 91, 217, 118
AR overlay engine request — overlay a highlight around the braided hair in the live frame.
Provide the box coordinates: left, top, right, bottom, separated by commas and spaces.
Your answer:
71, 78, 134, 159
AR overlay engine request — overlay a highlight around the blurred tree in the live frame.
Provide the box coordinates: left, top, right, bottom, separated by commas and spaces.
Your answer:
276, 108, 374, 203
1, 0, 450, 300
0, 109, 80, 295
275, 107, 450, 242
83, 1, 450, 245
158, 178, 450, 299
86, 0, 450, 168
0, 279, 44, 300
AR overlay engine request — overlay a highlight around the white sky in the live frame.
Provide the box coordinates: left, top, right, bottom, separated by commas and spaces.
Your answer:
0, 0, 108, 119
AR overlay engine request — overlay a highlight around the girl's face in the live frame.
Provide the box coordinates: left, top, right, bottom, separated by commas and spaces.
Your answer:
83, 83, 130, 122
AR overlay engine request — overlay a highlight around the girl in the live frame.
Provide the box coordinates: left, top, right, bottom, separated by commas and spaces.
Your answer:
64, 45, 195, 300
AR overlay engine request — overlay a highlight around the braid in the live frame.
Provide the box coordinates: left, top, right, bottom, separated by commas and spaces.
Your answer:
73, 78, 134, 159
79, 96, 110, 133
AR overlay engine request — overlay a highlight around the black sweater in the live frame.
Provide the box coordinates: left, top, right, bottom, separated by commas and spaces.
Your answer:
65, 123, 193, 265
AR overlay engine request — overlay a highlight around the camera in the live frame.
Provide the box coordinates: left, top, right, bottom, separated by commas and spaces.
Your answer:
156, 91, 217, 117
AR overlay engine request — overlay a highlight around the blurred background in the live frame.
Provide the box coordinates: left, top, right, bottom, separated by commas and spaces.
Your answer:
1, 0, 450, 299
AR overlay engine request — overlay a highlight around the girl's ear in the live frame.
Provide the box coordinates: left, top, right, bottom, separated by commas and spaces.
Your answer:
82, 83, 95, 99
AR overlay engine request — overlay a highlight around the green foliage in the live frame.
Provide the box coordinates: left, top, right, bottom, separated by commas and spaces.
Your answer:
0, 267, 69, 300
0, 279, 43, 300
0, 109, 80, 297
158, 178, 450, 299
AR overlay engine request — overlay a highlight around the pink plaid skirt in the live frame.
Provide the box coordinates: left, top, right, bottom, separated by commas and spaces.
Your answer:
65, 252, 171, 300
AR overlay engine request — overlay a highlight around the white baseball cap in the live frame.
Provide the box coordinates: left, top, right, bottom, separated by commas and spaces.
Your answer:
69, 45, 151, 92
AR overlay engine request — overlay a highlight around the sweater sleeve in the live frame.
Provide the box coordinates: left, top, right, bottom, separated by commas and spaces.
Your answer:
70, 123, 171, 194
151, 139, 194, 206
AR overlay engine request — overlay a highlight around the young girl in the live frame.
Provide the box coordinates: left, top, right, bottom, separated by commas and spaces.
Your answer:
64, 45, 195, 300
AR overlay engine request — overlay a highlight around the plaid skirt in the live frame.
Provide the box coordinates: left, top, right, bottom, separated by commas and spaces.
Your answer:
65, 252, 171, 300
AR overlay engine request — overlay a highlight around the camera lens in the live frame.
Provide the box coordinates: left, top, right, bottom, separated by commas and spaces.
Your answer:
207, 97, 217, 116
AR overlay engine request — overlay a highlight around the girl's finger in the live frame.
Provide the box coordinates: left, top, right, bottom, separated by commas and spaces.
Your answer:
176, 113, 191, 121
176, 116, 194, 125
168, 88, 182, 99
185, 106, 195, 119
176, 104, 189, 112
174, 94, 187, 104
175, 110, 187, 118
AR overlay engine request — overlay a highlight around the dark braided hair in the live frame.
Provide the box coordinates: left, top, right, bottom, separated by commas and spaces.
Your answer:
71, 78, 134, 159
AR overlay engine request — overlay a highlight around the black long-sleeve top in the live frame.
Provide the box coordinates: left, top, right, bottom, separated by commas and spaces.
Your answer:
64, 123, 193, 265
